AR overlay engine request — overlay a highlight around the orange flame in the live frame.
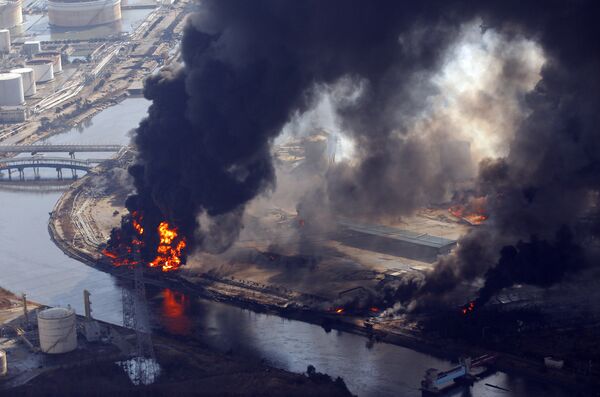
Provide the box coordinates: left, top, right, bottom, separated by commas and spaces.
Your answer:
149, 221, 187, 272
103, 212, 186, 272
449, 196, 488, 225
461, 301, 476, 315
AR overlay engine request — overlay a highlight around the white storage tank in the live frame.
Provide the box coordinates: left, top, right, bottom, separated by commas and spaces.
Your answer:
0, 350, 6, 376
0, 0, 22, 30
0, 29, 9, 53
37, 307, 77, 354
25, 59, 54, 83
10, 67, 35, 96
22, 40, 40, 56
0, 72, 24, 106
48, 0, 121, 28
36, 51, 62, 74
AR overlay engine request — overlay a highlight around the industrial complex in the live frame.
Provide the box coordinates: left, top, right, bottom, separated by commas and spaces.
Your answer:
0, 1, 598, 396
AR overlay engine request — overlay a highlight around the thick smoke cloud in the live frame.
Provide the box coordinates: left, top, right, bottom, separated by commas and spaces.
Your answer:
129, 0, 479, 255
410, 1, 600, 307
127, 0, 600, 305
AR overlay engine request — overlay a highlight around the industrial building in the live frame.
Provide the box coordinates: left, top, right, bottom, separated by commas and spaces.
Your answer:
0, 0, 22, 30
48, 0, 122, 28
335, 219, 457, 262
22, 40, 41, 56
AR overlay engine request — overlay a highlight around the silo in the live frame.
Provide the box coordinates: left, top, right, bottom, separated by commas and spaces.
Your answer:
37, 307, 77, 354
0, 350, 6, 376
22, 40, 40, 56
0, 73, 24, 106
36, 51, 62, 74
25, 59, 54, 82
0, 29, 9, 53
10, 67, 35, 96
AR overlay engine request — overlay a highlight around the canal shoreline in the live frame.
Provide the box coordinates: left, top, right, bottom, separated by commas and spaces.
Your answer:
46, 162, 600, 395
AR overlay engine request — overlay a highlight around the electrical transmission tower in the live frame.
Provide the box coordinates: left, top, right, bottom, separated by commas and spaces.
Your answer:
122, 252, 158, 385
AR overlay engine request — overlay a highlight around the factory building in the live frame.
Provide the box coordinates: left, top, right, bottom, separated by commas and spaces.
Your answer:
0, 29, 9, 53
335, 219, 457, 263
0, 106, 27, 122
10, 67, 36, 96
35, 51, 63, 74
25, 59, 54, 82
22, 40, 41, 56
48, 0, 122, 28
0, 0, 22, 30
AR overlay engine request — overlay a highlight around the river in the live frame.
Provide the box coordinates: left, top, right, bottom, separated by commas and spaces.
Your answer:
0, 98, 571, 397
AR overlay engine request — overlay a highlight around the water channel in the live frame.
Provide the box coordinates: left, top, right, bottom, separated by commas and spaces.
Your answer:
0, 98, 571, 397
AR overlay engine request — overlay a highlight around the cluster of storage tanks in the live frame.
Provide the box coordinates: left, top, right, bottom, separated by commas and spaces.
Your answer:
0, 36, 66, 107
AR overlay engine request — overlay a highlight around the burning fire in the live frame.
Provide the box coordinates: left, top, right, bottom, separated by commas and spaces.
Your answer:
149, 221, 187, 272
449, 196, 488, 225
461, 301, 475, 315
103, 211, 187, 272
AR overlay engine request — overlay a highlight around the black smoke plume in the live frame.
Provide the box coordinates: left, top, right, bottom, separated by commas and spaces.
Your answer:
120, 0, 482, 260
112, 0, 600, 307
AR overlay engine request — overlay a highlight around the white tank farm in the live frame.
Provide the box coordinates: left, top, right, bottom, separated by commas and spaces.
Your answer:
0, 350, 6, 376
22, 40, 40, 56
36, 51, 62, 74
0, 0, 22, 30
26, 59, 54, 83
37, 307, 77, 354
0, 29, 9, 53
48, 0, 121, 28
0, 73, 24, 106
10, 67, 35, 96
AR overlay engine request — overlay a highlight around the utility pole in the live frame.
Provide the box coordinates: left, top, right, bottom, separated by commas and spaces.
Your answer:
83, 289, 92, 319
21, 293, 28, 328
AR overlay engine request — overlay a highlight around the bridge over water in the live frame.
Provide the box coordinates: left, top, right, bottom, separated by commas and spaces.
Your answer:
0, 144, 125, 156
0, 157, 104, 180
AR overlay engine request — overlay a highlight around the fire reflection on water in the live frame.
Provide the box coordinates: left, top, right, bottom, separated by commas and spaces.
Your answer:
160, 288, 192, 336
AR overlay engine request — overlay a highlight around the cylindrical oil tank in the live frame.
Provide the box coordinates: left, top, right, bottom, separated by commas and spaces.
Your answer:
0, 29, 9, 53
0, 350, 6, 376
0, 73, 24, 106
35, 51, 62, 74
37, 307, 77, 354
48, 0, 121, 28
25, 59, 54, 83
10, 67, 35, 96
0, 0, 22, 30
22, 40, 40, 56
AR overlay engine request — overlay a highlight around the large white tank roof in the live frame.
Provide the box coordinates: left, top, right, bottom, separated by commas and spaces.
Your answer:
37, 307, 74, 319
